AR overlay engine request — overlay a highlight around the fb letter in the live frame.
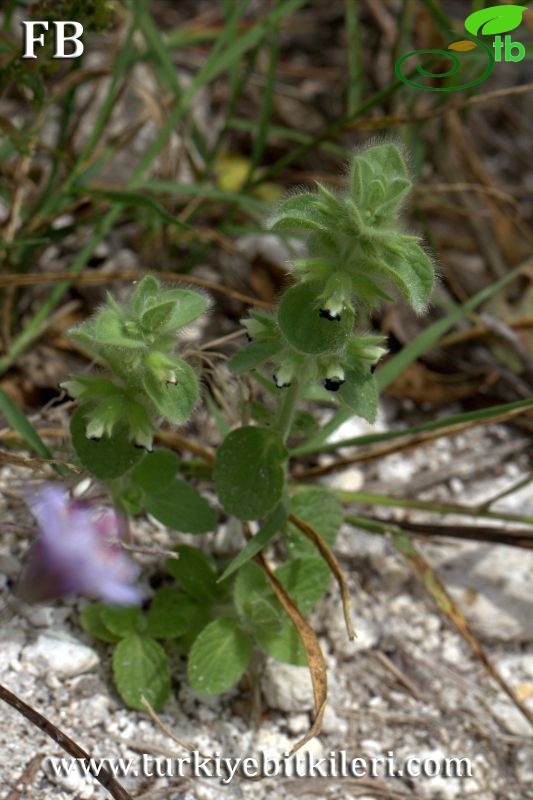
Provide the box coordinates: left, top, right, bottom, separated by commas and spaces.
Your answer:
53, 22, 84, 59
21, 21, 49, 59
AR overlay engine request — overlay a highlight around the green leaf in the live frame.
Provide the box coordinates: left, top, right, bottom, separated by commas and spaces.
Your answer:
84, 394, 126, 440
338, 367, 378, 423
284, 488, 343, 559
131, 276, 161, 316
142, 362, 199, 425
146, 587, 199, 639
144, 478, 217, 533
141, 290, 209, 333
113, 634, 170, 711
93, 309, 144, 348
85, 187, 192, 231
403, 243, 434, 312
118, 484, 145, 516
276, 557, 332, 615
241, 557, 323, 666
277, 281, 355, 355
214, 426, 287, 520
228, 339, 281, 374
187, 618, 253, 695
233, 563, 284, 637
124, 398, 155, 450
256, 622, 307, 666
61, 375, 122, 401
131, 449, 180, 493
0, 389, 69, 477
268, 193, 332, 234
376, 243, 434, 313
465, 5, 526, 36
219, 498, 290, 582
67, 323, 102, 360
155, 289, 210, 331
166, 545, 218, 602
70, 407, 144, 479
376, 177, 412, 217
351, 144, 409, 204
79, 603, 121, 644
141, 301, 177, 332
101, 605, 145, 637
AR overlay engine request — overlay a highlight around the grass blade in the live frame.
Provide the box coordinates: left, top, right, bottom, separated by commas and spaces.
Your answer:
345, 0, 363, 113
0, 389, 71, 476
291, 396, 533, 456
218, 499, 289, 582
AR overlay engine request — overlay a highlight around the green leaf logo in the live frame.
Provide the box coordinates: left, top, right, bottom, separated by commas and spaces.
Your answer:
464, 5, 526, 36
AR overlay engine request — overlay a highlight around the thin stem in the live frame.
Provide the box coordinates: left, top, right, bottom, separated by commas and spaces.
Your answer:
0, 682, 133, 800
274, 378, 301, 444
339, 490, 533, 526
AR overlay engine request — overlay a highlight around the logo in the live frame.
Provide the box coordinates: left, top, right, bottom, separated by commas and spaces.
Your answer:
21, 20, 84, 59
395, 4, 528, 91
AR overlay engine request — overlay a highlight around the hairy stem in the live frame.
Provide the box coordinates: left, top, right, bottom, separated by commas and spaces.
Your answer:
274, 377, 301, 444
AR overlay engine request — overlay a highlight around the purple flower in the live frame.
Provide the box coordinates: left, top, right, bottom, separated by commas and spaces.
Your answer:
18, 486, 142, 605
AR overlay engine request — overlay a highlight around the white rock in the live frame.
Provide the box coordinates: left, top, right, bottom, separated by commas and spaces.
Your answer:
491, 701, 533, 737
449, 477, 464, 494
360, 739, 383, 755
352, 618, 381, 652
22, 633, 99, 678
24, 605, 71, 628
337, 524, 388, 560
237, 232, 305, 266
516, 745, 533, 784
0, 631, 26, 673
493, 481, 533, 516
320, 704, 348, 736
322, 465, 364, 492
44, 760, 95, 799
75, 694, 113, 729
213, 517, 244, 555
411, 748, 462, 800
328, 606, 380, 659
287, 712, 310, 735
253, 724, 324, 769
379, 557, 411, 591
325, 411, 386, 448
422, 541, 533, 641
441, 638, 464, 666
496, 653, 533, 684
0, 555, 22, 579
377, 452, 418, 485
72, 477, 93, 498
23, 606, 56, 627
261, 661, 314, 713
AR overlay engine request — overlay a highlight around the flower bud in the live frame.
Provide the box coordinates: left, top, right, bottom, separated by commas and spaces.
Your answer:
323, 363, 345, 392
145, 351, 179, 384
317, 272, 353, 323
273, 357, 295, 388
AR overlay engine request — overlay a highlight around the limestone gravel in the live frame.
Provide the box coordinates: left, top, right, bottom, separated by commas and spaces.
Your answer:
1, 413, 532, 800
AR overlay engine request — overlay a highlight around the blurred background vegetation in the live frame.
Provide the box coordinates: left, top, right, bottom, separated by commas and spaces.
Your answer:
0, 0, 531, 419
